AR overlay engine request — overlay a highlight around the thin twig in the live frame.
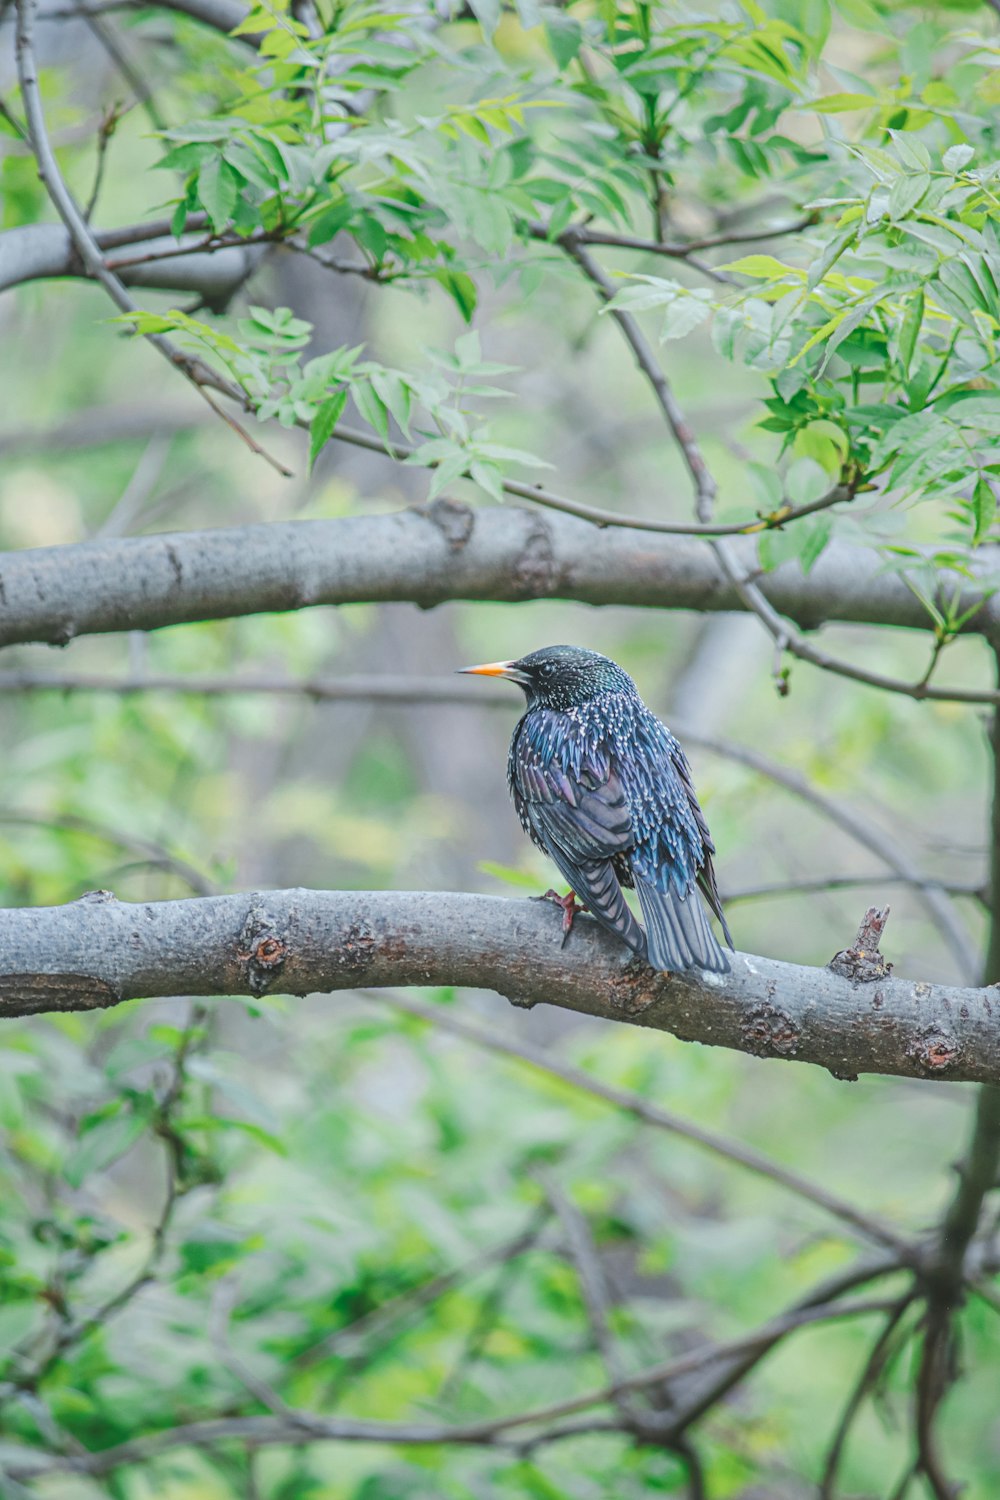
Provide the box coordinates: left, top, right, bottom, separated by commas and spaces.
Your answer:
78, 3, 166, 132
210, 1280, 299, 1418
724, 873, 987, 910
435, 1207, 550, 1403
523, 215, 813, 259
560, 230, 718, 519
916, 1083, 1000, 1498
819, 1297, 916, 1499
685, 730, 975, 981
2, 1003, 206, 1398
537, 1172, 630, 1392
364, 989, 914, 1258
0, 807, 215, 895
292, 1215, 552, 1372
13, 0, 290, 475
5, 1295, 900, 1481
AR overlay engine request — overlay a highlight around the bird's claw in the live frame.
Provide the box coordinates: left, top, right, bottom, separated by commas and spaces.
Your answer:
534, 888, 583, 946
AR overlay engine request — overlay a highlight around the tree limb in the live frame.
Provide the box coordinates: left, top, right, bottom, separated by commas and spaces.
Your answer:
0, 502, 995, 651
0, 222, 264, 300
0, 888, 993, 1084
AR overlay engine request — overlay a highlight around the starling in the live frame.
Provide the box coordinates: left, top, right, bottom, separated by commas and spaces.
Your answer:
460, 644, 733, 974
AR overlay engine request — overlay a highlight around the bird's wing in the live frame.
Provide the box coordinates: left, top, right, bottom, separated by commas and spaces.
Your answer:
666, 738, 733, 949
622, 716, 733, 970
510, 720, 647, 957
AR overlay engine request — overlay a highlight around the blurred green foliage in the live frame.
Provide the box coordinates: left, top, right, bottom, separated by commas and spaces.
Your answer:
1, 0, 1000, 1494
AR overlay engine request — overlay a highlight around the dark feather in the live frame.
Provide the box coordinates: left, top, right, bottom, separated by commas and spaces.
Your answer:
634, 874, 729, 974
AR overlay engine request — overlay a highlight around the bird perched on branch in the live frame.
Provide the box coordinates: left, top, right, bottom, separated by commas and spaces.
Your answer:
460, 644, 733, 974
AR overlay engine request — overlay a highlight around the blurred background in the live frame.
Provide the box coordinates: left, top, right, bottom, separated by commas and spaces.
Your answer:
0, 2, 998, 1495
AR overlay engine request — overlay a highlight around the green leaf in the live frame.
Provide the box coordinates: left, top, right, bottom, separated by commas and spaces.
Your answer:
369, 370, 411, 436
973, 476, 996, 545
785, 457, 830, 505
544, 16, 582, 69
64, 1111, 147, 1188
306, 197, 354, 247
660, 295, 712, 341
352, 380, 390, 441
468, 0, 500, 36
197, 154, 239, 232
897, 288, 924, 377
890, 131, 932, 172
719, 254, 799, 279
308, 389, 348, 471
888, 173, 930, 221
807, 225, 855, 291
170, 197, 189, 239
434, 269, 478, 322
799, 514, 833, 573
811, 92, 876, 112
943, 143, 974, 173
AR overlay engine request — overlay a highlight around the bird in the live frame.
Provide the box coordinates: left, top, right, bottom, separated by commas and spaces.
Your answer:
459, 644, 733, 974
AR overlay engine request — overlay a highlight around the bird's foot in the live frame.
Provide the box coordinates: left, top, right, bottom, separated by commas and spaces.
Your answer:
534, 888, 583, 947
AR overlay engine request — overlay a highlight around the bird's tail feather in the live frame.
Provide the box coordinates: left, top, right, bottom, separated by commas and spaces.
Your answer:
634, 876, 730, 974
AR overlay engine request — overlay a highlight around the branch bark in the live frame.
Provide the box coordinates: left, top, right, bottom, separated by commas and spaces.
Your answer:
0, 502, 995, 650
0, 887, 992, 1083
0, 222, 264, 300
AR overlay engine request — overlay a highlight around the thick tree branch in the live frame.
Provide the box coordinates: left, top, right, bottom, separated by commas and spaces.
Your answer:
0, 888, 993, 1085
0, 222, 264, 300
0, 503, 996, 651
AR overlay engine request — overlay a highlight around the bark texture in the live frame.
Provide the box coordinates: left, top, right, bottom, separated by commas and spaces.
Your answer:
0, 500, 995, 650
0, 887, 992, 1083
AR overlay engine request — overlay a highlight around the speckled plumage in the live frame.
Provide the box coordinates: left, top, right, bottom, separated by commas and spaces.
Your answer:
499, 645, 732, 973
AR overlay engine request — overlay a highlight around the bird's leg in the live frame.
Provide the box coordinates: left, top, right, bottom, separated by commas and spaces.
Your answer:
535, 889, 583, 946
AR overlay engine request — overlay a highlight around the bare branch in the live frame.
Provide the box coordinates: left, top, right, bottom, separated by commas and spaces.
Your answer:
524, 215, 814, 260
0, 501, 995, 647
0, 888, 994, 1087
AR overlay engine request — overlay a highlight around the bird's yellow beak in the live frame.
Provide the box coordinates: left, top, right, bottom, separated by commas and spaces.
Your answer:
457, 660, 519, 679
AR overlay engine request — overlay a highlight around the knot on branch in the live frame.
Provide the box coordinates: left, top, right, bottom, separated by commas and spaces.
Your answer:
512, 510, 557, 599
829, 906, 893, 982
236, 898, 289, 996
416, 497, 475, 552
607, 955, 662, 1016
906, 1025, 961, 1075
739, 1000, 801, 1058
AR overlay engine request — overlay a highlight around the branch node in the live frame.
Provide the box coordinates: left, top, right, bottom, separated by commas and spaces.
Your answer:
907, 1026, 962, 1076
739, 1001, 801, 1059
829, 906, 893, 982
415, 497, 475, 553
235, 899, 290, 996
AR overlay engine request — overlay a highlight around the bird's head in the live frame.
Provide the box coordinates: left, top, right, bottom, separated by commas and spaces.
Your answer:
458, 644, 636, 711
